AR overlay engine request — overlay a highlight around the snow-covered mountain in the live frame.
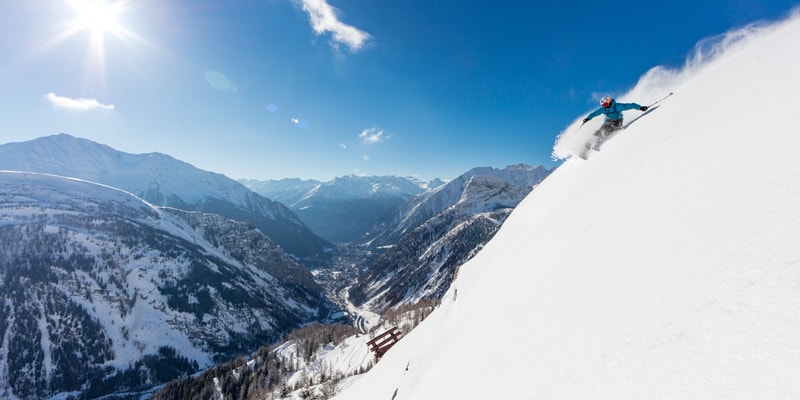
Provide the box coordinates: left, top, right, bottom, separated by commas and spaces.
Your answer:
333, 13, 800, 399
244, 176, 443, 206
0, 171, 331, 399
363, 164, 551, 247
240, 178, 322, 206
349, 164, 552, 312
243, 175, 445, 243
0, 134, 332, 262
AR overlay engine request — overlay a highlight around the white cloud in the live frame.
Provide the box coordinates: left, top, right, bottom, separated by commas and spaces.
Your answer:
299, 0, 371, 52
359, 127, 388, 144
45, 92, 114, 111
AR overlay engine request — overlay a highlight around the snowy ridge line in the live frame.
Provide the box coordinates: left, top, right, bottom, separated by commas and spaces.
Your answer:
0, 170, 162, 214
1, 136, 332, 261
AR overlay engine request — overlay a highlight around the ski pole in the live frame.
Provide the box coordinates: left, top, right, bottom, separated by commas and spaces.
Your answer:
648, 92, 674, 108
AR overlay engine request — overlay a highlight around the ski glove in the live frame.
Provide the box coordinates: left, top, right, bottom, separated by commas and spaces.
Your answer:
583, 118, 590, 123
640, 106, 648, 111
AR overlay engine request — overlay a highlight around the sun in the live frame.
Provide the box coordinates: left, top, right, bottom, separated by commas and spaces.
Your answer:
18, 0, 141, 87
68, 0, 125, 38
54, 0, 140, 88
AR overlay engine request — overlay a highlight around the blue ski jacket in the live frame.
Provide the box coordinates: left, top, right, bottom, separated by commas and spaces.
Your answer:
586, 99, 643, 122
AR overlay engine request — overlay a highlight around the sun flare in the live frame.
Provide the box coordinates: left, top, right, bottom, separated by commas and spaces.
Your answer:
48, 0, 140, 88
68, 0, 124, 37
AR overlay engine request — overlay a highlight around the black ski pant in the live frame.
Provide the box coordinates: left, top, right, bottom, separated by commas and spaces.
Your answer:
595, 119, 623, 137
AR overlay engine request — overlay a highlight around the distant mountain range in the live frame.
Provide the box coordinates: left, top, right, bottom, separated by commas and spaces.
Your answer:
0, 134, 332, 264
241, 175, 445, 243
0, 171, 331, 399
243, 164, 553, 313
349, 164, 552, 312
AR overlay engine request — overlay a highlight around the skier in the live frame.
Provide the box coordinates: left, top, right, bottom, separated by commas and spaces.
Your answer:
583, 96, 648, 137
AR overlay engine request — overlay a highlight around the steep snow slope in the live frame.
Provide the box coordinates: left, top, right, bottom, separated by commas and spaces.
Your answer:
334, 12, 800, 400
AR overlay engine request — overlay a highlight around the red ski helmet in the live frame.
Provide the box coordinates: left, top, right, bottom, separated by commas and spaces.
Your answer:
600, 96, 613, 108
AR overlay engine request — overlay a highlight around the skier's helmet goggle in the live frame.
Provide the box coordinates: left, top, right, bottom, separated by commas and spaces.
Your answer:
600, 96, 613, 108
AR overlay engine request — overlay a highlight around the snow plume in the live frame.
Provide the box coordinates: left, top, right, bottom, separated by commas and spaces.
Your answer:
334, 12, 800, 400
552, 9, 798, 160
45, 92, 114, 111
298, 0, 371, 52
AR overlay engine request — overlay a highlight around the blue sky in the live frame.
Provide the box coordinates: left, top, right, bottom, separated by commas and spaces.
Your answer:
1, 0, 797, 181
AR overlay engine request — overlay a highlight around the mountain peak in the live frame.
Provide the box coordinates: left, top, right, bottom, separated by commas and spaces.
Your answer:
0, 134, 333, 260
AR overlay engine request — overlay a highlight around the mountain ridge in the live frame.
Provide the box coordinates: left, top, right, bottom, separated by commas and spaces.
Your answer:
363, 164, 551, 248
243, 175, 446, 243
0, 134, 332, 262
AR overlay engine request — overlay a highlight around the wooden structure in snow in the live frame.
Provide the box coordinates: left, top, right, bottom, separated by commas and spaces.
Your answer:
367, 326, 403, 359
